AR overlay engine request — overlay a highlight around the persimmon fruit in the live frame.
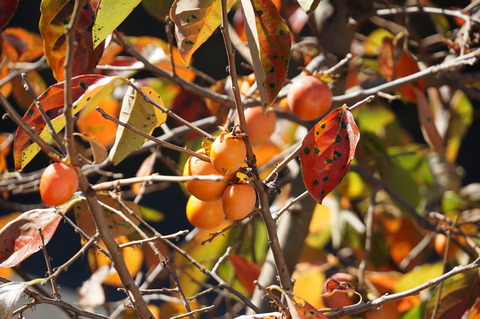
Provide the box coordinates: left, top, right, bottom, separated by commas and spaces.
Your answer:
434, 233, 460, 258
222, 183, 256, 220
186, 195, 225, 229
287, 75, 332, 121
183, 149, 227, 201
40, 163, 78, 206
210, 132, 247, 175
236, 106, 277, 146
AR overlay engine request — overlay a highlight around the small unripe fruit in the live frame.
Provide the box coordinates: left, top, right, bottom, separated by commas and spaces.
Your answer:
40, 163, 78, 206
222, 183, 256, 220
287, 75, 332, 121
210, 132, 247, 175
186, 195, 225, 229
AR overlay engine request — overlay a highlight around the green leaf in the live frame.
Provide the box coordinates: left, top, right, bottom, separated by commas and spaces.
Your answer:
39, 0, 104, 81
241, 0, 291, 107
140, 206, 164, 223
141, 0, 174, 22
170, 0, 236, 66
92, 0, 142, 49
13, 75, 126, 170
109, 86, 167, 165
394, 262, 443, 293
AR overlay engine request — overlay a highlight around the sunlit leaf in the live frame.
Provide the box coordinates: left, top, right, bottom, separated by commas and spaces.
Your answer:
0, 281, 27, 318
228, 254, 261, 295
126, 35, 197, 82
109, 86, 167, 165
77, 96, 120, 146
394, 262, 443, 293
0, 208, 62, 267
142, 0, 174, 22
445, 90, 473, 162
2, 27, 43, 62
425, 270, 480, 319
175, 220, 231, 297
11, 70, 47, 110
364, 28, 393, 56
13, 75, 125, 170
0, 36, 19, 96
297, 0, 321, 14
413, 88, 444, 154
92, 0, 142, 48
0, 0, 19, 30
131, 153, 156, 195
241, 0, 291, 107
299, 105, 360, 203
378, 36, 425, 102
88, 235, 144, 287
39, 0, 104, 81
292, 262, 327, 309
170, 0, 236, 67
74, 193, 143, 238
75, 133, 109, 164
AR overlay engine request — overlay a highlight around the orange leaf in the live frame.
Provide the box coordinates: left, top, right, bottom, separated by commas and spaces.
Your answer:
39, 0, 104, 81
228, 254, 261, 295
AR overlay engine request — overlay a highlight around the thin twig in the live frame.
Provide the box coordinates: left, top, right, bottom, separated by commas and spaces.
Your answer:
96, 106, 211, 162
38, 229, 60, 299
327, 257, 480, 318
21, 73, 66, 155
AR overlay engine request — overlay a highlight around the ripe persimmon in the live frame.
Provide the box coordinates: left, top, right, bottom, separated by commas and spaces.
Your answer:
252, 142, 282, 180
287, 75, 332, 121
186, 195, 225, 229
183, 149, 227, 201
434, 233, 460, 259
210, 132, 247, 175
236, 106, 277, 146
222, 183, 256, 220
40, 163, 78, 206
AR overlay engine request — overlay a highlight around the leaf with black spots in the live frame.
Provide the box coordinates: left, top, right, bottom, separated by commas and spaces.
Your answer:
241, 0, 291, 107
299, 105, 360, 203
39, 0, 104, 81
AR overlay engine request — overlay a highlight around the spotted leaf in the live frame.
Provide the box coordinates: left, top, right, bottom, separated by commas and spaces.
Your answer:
299, 105, 360, 203
39, 0, 104, 81
170, 0, 236, 66
241, 0, 291, 107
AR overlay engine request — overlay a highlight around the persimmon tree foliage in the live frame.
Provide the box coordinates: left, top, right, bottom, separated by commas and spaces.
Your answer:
0, 0, 480, 318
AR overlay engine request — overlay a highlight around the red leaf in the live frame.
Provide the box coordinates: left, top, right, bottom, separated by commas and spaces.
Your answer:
241, 0, 291, 107
228, 254, 261, 295
39, 0, 104, 81
0, 208, 62, 267
0, 0, 19, 30
299, 105, 360, 203
377, 37, 425, 102
13, 74, 105, 170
